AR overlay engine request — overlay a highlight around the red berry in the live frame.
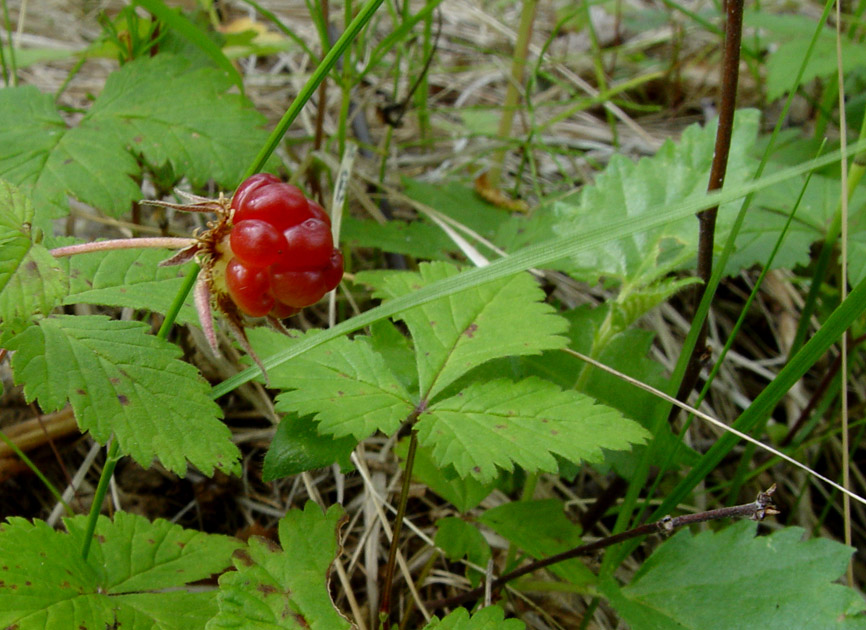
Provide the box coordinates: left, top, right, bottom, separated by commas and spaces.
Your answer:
223, 175, 344, 317
230, 219, 288, 268
278, 219, 334, 270
225, 259, 274, 317
233, 182, 312, 231
307, 200, 331, 226
231, 173, 281, 212
271, 302, 301, 319
322, 250, 344, 291
269, 267, 329, 308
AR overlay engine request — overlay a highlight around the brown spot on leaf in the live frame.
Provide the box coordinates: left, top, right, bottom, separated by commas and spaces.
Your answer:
117, 395, 129, 405
463, 323, 478, 338
495, 424, 507, 429
473, 466, 481, 473
257, 583, 278, 595
550, 430, 559, 436
233, 549, 254, 566
26, 261, 37, 272
76, 389, 86, 396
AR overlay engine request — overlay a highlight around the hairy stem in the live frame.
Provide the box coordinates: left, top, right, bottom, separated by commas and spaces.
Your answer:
50, 237, 195, 258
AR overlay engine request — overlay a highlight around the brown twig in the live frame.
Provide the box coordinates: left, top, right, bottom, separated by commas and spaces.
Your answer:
426, 485, 779, 611
674, 0, 745, 410
379, 412, 423, 625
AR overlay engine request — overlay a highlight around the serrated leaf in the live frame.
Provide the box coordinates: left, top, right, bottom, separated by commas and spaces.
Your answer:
357, 262, 568, 401
0, 181, 67, 324
208, 502, 352, 630
422, 606, 525, 630
0, 54, 270, 221
262, 413, 357, 481
479, 499, 595, 586
6, 315, 239, 476
416, 377, 648, 482
550, 110, 759, 284
0, 511, 240, 630
65, 248, 199, 323
603, 521, 866, 630
271, 332, 415, 440
435, 517, 491, 569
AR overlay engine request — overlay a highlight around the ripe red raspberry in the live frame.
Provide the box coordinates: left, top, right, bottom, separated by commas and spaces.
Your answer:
225, 259, 275, 317
224, 175, 344, 318
230, 219, 288, 268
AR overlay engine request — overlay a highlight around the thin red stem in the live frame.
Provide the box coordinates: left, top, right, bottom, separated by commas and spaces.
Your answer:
50, 237, 195, 258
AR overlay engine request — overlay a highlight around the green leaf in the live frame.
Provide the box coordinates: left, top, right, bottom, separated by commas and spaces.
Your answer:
6, 315, 239, 476
0, 511, 240, 630
358, 262, 568, 401
395, 438, 494, 513
422, 606, 525, 630
603, 521, 866, 630
0, 181, 67, 325
745, 12, 866, 102
416, 377, 648, 482
262, 413, 357, 481
0, 54, 269, 222
342, 215, 455, 260
402, 178, 516, 244
271, 332, 415, 440
133, 0, 244, 93
479, 500, 595, 586
435, 517, 491, 569
208, 502, 352, 630
64, 248, 199, 323
550, 110, 760, 284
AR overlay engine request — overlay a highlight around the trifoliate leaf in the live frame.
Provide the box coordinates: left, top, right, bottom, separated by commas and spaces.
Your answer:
6, 315, 239, 476
550, 110, 759, 284
208, 502, 352, 630
0, 512, 240, 630
272, 333, 415, 441
358, 262, 568, 401
435, 517, 491, 569
65, 248, 198, 323
0, 54, 270, 222
603, 521, 866, 630
262, 413, 357, 481
479, 500, 595, 586
422, 606, 525, 630
0, 181, 66, 325
416, 377, 648, 482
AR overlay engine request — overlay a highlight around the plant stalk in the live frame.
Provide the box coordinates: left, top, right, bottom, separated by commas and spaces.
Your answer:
426, 486, 779, 610
379, 423, 420, 625
676, 0, 744, 408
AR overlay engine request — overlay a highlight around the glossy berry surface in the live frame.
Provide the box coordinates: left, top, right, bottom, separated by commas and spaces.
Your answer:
225, 175, 344, 317
230, 220, 287, 268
